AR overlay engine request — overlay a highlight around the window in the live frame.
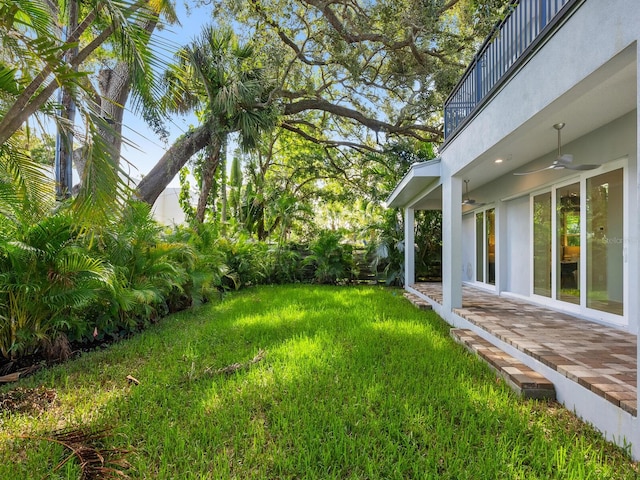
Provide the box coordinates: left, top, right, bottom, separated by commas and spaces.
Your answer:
476, 208, 495, 285
586, 169, 623, 315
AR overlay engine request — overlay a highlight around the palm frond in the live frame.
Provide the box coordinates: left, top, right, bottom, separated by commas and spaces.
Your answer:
73, 117, 133, 226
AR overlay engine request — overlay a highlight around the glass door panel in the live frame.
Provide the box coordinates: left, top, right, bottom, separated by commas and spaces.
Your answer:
533, 193, 552, 297
587, 169, 623, 315
476, 212, 484, 282
486, 209, 496, 285
556, 183, 580, 305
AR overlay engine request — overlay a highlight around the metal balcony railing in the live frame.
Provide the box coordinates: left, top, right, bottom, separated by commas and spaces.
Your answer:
443, 0, 578, 140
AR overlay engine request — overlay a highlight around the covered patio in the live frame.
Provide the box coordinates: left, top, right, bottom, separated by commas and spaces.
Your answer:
409, 282, 637, 416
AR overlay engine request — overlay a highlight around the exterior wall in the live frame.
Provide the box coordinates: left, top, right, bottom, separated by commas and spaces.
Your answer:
467, 112, 637, 209
429, 0, 640, 459
457, 112, 636, 327
461, 214, 475, 282
505, 195, 530, 296
441, 0, 639, 172
152, 187, 187, 226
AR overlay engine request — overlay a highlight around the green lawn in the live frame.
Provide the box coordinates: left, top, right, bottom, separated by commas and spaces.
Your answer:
1, 285, 637, 479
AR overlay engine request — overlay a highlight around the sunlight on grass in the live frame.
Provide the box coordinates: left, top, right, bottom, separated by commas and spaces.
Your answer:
1, 285, 637, 479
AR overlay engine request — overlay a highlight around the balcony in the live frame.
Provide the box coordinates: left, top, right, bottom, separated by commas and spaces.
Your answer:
443, 0, 580, 141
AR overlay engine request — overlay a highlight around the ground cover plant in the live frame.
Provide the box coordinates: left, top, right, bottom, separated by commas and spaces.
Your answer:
0, 285, 637, 479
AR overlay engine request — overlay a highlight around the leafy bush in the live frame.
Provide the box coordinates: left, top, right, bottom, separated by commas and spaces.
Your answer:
303, 230, 354, 284
167, 222, 232, 305
364, 209, 405, 286
0, 211, 112, 359
84, 201, 194, 341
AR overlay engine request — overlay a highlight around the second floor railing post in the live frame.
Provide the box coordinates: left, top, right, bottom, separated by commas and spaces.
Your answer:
539, 0, 548, 30
475, 58, 483, 104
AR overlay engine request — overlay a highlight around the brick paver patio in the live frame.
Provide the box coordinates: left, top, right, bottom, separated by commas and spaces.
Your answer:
410, 282, 638, 416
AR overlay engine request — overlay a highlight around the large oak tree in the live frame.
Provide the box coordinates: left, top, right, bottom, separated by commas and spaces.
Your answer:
136, 0, 506, 205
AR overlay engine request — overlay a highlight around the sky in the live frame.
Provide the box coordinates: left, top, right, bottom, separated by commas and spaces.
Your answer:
120, 2, 212, 187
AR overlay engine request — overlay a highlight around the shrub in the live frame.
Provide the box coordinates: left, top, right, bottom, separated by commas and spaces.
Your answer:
303, 230, 354, 284
0, 210, 112, 359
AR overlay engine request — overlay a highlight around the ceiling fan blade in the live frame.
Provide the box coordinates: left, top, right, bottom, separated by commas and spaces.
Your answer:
513, 165, 556, 176
564, 163, 601, 171
462, 200, 485, 207
557, 154, 573, 165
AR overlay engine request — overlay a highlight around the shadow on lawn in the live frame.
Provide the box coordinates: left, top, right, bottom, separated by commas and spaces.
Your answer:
2, 285, 635, 479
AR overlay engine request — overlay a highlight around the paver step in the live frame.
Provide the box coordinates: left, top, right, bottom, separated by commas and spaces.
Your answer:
403, 292, 432, 310
450, 328, 556, 400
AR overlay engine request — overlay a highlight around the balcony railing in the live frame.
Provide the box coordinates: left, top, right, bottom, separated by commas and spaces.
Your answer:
443, 0, 578, 140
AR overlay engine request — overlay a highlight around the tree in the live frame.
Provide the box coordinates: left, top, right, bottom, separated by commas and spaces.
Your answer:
0, 0, 174, 223
138, 26, 278, 212
228, 153, 243, 221
137, 0, 506, 203
225, 0, 506, 147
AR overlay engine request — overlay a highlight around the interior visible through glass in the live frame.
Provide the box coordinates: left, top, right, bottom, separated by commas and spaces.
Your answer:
556, 183, 580, 305
476, 212, 484, 282
486, 209, 495, 285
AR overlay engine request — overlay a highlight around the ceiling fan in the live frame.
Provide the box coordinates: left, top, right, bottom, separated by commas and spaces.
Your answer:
513, 123, 601, 176
462, 180, 485, 206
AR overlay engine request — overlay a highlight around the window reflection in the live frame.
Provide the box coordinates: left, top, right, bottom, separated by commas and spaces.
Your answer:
533, 193, 551, 297
587, 169, 623, 315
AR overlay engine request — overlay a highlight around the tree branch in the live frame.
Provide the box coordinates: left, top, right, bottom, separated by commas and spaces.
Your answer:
282, 98, 441, 140
281, 122, 380, 153
137, 125, 212, 205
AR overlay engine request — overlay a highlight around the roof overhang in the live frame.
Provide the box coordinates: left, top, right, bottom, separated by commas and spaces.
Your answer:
385, 158, 441, 208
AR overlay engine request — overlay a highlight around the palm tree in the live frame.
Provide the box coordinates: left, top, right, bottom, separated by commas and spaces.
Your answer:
142, 26, 278, 220
0, 0, 173, 224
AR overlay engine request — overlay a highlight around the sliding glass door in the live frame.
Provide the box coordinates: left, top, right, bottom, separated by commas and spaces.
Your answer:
533, 193, 552, 297
556, 183, 580, 305
531, 167, 624, 318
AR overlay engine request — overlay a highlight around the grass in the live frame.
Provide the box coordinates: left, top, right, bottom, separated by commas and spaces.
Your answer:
1, 285, 638, 479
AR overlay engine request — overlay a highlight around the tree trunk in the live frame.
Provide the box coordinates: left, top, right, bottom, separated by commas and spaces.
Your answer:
195, 140, 221, 223
220, 134, 228, 226
137, 125, 213, 205
56, 0, 78, 198
75, 17, 158, 183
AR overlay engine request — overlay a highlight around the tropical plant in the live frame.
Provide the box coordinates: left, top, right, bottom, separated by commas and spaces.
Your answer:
303, 230, 354, 284
215, 233, 268, 288
415, 209, 442, 280
166, 222, 232, 306
364, 208, 405, 286
139, 26, 278, 210
0, 209, 113, 360
0, 0, 176, 224
89, 201, 194, 338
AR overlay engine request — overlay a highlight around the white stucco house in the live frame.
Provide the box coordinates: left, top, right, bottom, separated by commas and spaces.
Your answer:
387, 0, 639, 458
152, 187, 187, 225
